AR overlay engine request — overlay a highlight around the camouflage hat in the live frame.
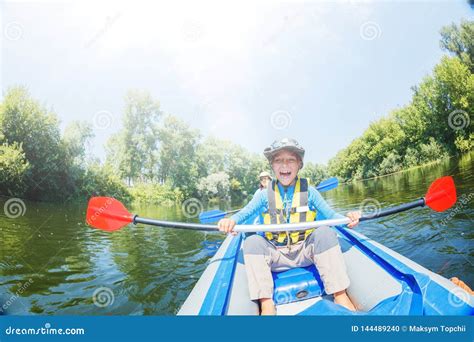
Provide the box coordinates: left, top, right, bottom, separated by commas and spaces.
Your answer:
263, 138, 305, 164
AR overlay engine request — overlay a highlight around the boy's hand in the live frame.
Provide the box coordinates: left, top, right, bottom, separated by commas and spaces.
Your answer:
218, 218, 237, 235
346, 211, 361, 228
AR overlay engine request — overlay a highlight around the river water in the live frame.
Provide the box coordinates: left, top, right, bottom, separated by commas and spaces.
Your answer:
1, 152, 472, 315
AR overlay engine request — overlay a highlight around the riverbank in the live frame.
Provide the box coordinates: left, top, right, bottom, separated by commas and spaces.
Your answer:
339, 153, 467, 185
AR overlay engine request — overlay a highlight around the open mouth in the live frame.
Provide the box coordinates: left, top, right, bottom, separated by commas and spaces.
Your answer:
279, 171, 292, 180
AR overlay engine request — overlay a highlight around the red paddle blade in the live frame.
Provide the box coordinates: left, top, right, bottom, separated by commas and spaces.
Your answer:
424, 176, 457, 212
86, 197, 134, 232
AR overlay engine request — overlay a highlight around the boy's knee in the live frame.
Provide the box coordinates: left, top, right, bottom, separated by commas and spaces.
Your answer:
309, 226, 339, 254
243, 234, 270, 255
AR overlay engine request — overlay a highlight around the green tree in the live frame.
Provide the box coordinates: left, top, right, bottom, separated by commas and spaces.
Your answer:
63, 121, 94, 167
226, 145, 267, 200
328, 20, 473, 181
157, 115, 200, 197
411, 56, 473, 152
393, 105, 427, 146
196, 136, 267, 201
418, 138, 450, 163
377, 151, 402, 175
440, 19, 474, 72
106, 90, 162, 185
300, 162, 328, 185
105, 131, 129, 180
0, 87, 72, 200
76, 161, 131, 203
0, 142, 30, 196
403, 147, 419, 167
197, 171, 230, 200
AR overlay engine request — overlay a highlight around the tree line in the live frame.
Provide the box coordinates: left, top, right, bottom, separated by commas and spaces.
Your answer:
0, 85, 329, 204
327, 20, 473, 181
0, 87, 131, 202
0, 20, 471, 203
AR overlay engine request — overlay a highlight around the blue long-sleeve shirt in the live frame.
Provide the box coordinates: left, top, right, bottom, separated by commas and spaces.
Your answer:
231, 181, 345, 224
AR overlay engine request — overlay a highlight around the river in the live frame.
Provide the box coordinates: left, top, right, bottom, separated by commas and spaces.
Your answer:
0, 152, 472, 315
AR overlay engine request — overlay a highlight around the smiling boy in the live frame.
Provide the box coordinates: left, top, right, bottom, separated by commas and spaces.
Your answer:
218, 138, 360, 315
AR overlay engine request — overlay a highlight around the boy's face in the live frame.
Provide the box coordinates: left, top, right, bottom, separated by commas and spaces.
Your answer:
271, 150, 301, 186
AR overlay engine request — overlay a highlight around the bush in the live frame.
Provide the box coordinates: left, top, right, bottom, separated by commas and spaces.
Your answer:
403, 147, 419, 167
0, 142, 29, 196
197, 172, 230, 200
454, 133, 474, 152
378, 151, 402, 175
300, 162, 328, 185
418, 138, 449, 163
76, 163, 132, 204
0, 87, 72, 200
129, 182, 183, 206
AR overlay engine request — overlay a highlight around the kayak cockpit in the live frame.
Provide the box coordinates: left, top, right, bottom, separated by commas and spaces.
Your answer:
178, 226, 474, 316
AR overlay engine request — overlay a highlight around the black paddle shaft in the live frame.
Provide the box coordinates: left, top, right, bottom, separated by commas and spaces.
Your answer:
133, 198, 426, 230
133, 215, 219, 231
360, 198, 425, 222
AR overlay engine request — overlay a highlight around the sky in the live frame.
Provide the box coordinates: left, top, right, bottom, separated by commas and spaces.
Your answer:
1, 0, 473, 165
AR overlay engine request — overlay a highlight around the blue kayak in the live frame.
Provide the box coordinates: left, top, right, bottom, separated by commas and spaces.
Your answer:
178, 221, 474, 315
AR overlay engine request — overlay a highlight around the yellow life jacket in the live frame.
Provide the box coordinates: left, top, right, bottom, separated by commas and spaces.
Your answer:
263, 177, 316, 246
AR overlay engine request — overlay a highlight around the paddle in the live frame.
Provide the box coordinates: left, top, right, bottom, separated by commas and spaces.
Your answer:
198, 209, 241, 224
199, 177, 339, 223
86, 176, 456, 233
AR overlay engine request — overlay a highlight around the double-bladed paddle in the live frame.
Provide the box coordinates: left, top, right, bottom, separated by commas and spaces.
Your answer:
86, 176, 456, 233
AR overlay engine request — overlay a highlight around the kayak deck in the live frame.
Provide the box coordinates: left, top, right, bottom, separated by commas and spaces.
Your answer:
179, 225, 474, 315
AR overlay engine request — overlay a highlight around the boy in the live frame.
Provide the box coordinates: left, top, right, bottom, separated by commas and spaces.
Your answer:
218, 138, 360, 314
